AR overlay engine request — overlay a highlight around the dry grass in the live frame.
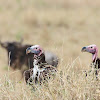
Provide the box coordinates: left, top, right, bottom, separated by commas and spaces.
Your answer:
0, 0, 100, 100
0, 58, 100, 100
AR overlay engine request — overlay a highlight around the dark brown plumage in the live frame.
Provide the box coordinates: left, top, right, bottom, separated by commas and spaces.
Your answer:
24, 64, 57, 84
92, 58, 100, 69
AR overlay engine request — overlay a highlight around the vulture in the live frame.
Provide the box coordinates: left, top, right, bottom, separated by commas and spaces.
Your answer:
0, 41, 59, 72
24, 45, 57, 84
81, 44, 100, 76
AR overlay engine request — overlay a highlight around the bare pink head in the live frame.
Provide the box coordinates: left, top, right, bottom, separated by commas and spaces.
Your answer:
26, 45, 44, 57
81, 44, 98, 61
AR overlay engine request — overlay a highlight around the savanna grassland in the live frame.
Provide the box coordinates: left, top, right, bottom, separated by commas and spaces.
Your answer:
0, 0, 100, 100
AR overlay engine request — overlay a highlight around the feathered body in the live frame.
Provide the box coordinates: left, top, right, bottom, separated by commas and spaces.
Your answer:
24, 45, 57, 84
24, 64, 57, 84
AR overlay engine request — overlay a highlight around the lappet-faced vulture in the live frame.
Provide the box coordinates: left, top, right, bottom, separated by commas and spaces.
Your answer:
81, 44, 100, 76
24, 45, 57, 84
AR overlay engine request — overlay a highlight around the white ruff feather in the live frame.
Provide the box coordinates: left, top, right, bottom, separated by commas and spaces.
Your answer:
33, 59, 45, 81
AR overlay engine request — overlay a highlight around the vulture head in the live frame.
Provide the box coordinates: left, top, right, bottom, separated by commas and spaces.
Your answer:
26, 45, 44, 59
81, 44, 98, 61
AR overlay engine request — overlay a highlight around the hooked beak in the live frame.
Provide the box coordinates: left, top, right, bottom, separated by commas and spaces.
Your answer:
81, 47, 87, 52
26, 47, 39, 54
26, 47, 31, 54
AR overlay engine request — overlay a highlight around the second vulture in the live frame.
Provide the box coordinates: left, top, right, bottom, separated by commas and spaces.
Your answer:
81, 44, 100, 76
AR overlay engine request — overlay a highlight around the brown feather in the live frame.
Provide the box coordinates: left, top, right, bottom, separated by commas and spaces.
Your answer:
24, 64, 57, 84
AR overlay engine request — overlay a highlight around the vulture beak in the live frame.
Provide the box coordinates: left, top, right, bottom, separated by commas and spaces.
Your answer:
81, 47, 87, 52
26, 45, 42, 55
26, 47, 31, 54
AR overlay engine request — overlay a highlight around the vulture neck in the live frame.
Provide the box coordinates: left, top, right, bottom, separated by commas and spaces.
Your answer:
33, 53, 46, 69
92, 52, 98, 62
32, 53, 46, 79
36, 53, 46, 64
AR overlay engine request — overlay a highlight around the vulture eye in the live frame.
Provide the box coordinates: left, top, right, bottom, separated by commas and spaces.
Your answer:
91, 47, 93, 48
35, 47, 38, 49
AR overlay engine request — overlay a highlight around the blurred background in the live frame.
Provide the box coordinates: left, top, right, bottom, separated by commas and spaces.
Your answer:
0, 0, 100, 78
